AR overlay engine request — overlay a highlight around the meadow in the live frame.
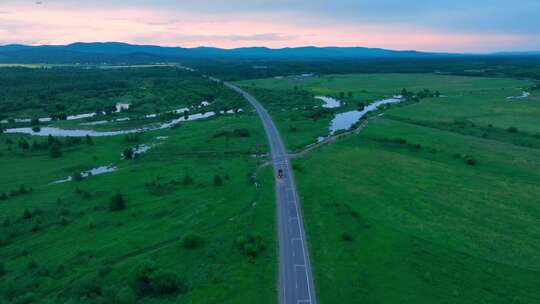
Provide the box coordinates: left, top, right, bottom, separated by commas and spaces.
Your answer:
243, 73, 540, 303
236, 73, 534, 150
0, 67, 276, 304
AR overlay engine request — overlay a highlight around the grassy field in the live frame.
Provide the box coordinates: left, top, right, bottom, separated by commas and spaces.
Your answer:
236, 73, 534, 151
0, 92, 276, 303
280, 74, 540, 303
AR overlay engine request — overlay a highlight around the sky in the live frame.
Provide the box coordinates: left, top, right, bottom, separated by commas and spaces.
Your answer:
0, 0, 539, 52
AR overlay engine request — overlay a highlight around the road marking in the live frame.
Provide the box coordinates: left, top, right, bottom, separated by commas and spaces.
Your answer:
226, 82, 316, 304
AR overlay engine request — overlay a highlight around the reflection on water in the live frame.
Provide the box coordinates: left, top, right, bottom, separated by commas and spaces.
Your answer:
51, 165, 117, 184
329, 97, 402, 134
315, 96, 341, 108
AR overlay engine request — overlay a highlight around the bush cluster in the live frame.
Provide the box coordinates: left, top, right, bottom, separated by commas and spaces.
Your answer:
236, 233, 265, 257
132, 261, 186, 297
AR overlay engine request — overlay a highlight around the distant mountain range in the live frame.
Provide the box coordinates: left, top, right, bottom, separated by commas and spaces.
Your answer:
0, 42, 538, 63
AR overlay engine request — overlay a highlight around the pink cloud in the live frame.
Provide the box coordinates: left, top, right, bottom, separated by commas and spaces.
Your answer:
0, 3, 532, 52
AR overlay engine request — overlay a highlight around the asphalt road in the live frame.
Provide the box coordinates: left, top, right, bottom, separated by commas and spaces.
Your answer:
225, 82, 317, 304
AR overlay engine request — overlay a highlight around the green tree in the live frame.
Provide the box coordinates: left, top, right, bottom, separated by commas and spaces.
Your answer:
182, 233, 203, 249
123, 148, 134, 160
109, 193, 126, 211
183, 174, 194, 185
49, 144, 62, 158
85, 135, 94, 146
19, 139, 30, 150
213, 174, 223, 187
132, 261, 186, 297
23, 208, 33, 219
72, 172, 83, 182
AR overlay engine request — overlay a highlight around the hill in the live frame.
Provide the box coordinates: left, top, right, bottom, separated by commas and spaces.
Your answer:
0, 42, 450, 63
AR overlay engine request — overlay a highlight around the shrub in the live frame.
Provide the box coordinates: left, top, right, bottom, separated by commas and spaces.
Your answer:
109, 193, 126, 211
0, 193, 7, 200
213, 175, 223, 187
49, 144, 62, 158
392, 137, 407, 145
181, 233, 203, 249
23, 209, 32, 220
110, 286, 136, 304
464, 155, 477, 166
132, 261, 186, 297
72, 172, 83, 182
31, 223, 41, 232
123, 148, 134, 160
85, 135, 94, 146
60, 217, 69, 226
18, 139, 30, 150
341, 232, 354, 242
0, 262, 5, 276
233, 128, 250, 137
74, 273, 102, 300
19, 184, 29, 194
507, 126, 519, 133
27, 260, 38, 270
292, 163, 304, 172
125, 134, 140, 143
182, 174, 194, 185
236, 233, 265, 257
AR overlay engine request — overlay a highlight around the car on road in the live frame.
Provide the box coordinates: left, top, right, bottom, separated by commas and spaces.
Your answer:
278, 169, 284, 179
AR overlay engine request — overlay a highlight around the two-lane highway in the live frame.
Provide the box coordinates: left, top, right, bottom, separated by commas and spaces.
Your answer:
225, 82, 317, 304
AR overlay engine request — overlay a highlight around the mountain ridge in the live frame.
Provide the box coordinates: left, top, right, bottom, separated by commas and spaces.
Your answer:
0, 42, 538, 63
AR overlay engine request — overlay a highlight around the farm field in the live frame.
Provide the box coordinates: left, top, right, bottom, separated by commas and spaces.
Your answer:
0, 67, 276, 304
280, 75, 540, 303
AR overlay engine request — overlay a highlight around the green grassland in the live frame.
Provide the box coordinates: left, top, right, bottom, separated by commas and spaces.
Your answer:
0, 82, 276, 303
236, 74, 535, 151
282, 75, 540, 303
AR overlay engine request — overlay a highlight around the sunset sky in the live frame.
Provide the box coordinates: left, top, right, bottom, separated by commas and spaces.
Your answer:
1, 0, 539, 52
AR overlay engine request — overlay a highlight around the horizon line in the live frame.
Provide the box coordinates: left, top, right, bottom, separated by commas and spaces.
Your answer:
2, 41, 535, 55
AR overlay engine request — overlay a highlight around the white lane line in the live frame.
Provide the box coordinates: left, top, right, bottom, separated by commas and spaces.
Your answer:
289, 185, 314, 304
